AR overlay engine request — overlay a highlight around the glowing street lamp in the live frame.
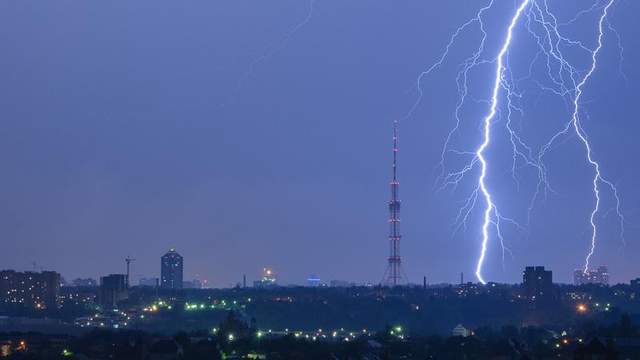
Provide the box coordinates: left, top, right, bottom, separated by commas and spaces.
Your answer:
577, 304, 588, 313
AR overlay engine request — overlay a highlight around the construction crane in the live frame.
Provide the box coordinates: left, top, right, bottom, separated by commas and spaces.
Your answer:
125, 257, 136, 288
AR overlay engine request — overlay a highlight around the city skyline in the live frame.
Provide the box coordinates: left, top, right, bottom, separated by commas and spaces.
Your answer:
0, 1, 638, 285
3, 248, 620, 288
0, 260, 629, 290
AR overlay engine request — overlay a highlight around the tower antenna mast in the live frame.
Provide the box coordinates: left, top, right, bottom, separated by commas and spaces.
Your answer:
383, 120, 406, 286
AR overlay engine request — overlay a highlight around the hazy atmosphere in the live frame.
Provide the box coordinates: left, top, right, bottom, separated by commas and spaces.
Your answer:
0, 0, 638, 286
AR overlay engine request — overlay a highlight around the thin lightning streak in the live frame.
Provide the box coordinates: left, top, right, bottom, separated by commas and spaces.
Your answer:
474, 0, 531, 284
403, 0, 494, 122
435, 2, 494, 185
558, 0, 603, 27
563, 0, 618, 272
525, 0, 587, 222
605, 18, 628, 84
228, 0, 316, 105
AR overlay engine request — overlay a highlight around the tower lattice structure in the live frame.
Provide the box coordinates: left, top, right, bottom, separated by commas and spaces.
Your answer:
383, 121, 406, 286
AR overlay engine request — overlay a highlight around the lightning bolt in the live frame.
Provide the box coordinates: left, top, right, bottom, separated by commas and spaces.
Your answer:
474, 0, 531, 285
408, 0, 625, 284
535, 0, 623, 273
227, 0, 316, 105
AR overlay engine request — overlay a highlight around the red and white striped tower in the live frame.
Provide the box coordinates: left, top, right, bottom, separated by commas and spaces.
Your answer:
383, 120, 405, 286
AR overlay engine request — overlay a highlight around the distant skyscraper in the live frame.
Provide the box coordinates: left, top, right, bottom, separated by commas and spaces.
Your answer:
522, 266, 553, 301
0, 270, 60, 310
574, 266, 609, 286
383, 121, 405, 286
161, 249, 183, 289
99, 274, 128, 309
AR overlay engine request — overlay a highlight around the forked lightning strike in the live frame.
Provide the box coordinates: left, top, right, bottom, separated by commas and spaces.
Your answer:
547, 0, 623, 272
474, 0, 531, 285
408, 0, 625, 283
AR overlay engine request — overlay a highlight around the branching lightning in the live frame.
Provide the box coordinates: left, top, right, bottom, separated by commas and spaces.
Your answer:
529, 0, 624, 273
408, 0, 626, 283
544, 0, 623, 272
474, 0, 531, 285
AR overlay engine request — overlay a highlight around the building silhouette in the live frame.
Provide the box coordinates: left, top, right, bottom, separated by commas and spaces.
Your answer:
161, 249, 183, 289
574, 266, 609, 286
0, 270, 60, 310
99, 274, 128, 309
522, 266, 553, 302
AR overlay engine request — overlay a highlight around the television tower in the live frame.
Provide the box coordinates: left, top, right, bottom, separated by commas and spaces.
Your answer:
383, 120, 405, 286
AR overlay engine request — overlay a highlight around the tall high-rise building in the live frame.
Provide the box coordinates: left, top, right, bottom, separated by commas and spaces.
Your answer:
161, 249, 183, 289
522, 266, 553, 301
99, 274, 128, 309
0, 270, 60, 310
383, 121, 405, 286
574, 266, 609, 286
